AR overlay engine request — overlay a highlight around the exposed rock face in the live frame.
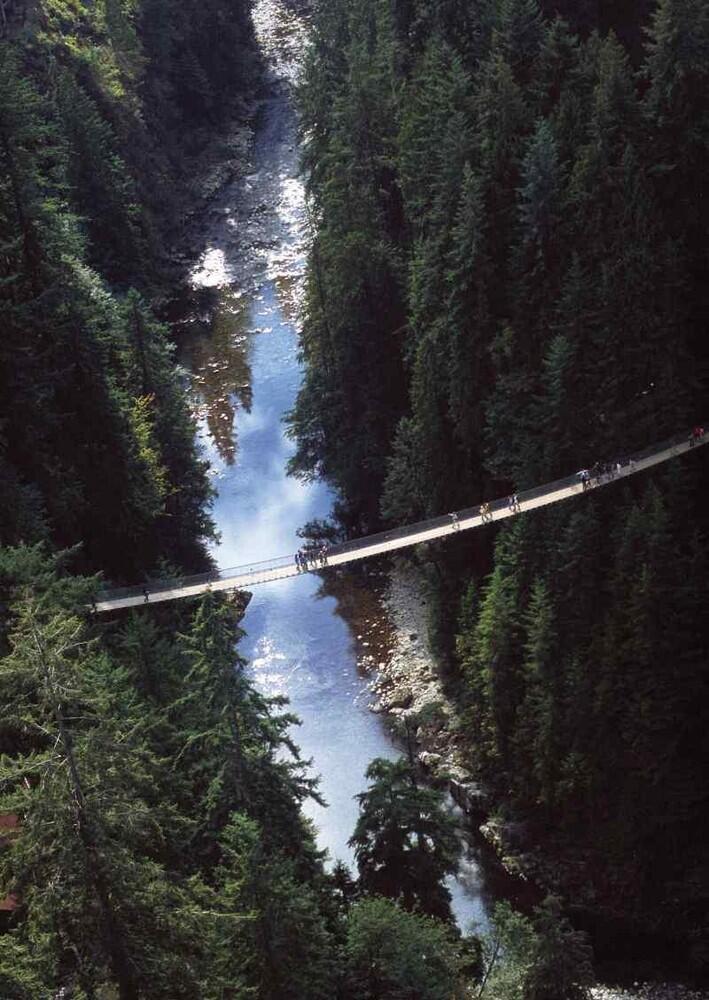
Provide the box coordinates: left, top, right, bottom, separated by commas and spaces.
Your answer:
591, 988, 707, 1000
449, 778, 489, 817
366, 559, 476, 791
194, 124, 254, 206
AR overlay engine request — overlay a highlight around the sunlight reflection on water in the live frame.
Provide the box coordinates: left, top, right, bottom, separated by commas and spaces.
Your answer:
173, 0, 491, 933
191, 247, 231, 287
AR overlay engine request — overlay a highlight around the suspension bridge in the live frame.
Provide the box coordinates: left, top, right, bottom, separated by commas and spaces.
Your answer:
93, 427, 707, 613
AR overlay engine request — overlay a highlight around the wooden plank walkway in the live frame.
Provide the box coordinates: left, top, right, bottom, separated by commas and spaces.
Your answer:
94, 429, 708, 613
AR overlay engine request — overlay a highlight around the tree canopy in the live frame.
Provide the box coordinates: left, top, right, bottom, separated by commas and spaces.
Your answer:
292, 0, 709, 970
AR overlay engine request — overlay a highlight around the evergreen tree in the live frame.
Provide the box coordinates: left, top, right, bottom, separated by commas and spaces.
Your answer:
56, 71, 148, 284
211, 814, 338, 1000
513, 578, 559, 809
345, 896, 471, 1000
523, 896, 593, 1000
349, 757, 460, 920
0, 939, 47, 1000
0, 595, 210, 997
295, 8, 709, 955
493, 0, 544, 83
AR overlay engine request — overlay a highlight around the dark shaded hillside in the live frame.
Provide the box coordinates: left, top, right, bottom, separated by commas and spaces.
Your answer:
0, 6, 353, 997
290, 0, 709, 972
0, 1, 674, 995
0, 0, 259, 580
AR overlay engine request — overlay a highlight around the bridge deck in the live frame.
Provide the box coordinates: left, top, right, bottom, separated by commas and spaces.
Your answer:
94, 429, 707, 613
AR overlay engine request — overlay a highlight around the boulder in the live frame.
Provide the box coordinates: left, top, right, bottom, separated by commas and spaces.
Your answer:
448, 777, 491, 817
389, 690, 413, 709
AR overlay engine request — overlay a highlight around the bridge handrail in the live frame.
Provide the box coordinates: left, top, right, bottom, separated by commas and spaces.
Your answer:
98, 555, 294, 603
324, 426, 692, 557
96, 425, 703, 605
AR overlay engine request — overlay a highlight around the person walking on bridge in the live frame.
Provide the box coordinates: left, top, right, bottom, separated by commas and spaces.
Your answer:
142, 587, 150, 603
450, 511, 460, 531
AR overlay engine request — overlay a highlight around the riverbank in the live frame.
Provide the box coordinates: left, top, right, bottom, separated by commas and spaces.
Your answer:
592, 988, 707, 1000
162, 107, 257, 281
368, 560, 474, 784
159, 0, 706, 985
368, 558, 708, 996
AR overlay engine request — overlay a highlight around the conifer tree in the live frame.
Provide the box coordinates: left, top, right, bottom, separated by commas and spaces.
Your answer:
493, 0, 544, 83
289, 0, 709, 956
350, 757, 460, 920
345, 896, 470, 1000
56, 72, 147, 283
531, 16, 579, 117
212, 814, 338, 1000
0, 596, 210, 997
513, 578, 558, 808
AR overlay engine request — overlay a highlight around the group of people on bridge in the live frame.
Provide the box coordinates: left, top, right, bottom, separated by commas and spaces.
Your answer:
577, 456, 633, 490
450, 493, 521, 530
295, 544, 330, 571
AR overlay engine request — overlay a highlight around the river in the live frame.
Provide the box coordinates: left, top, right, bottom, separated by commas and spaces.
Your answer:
174, 0, 491, 933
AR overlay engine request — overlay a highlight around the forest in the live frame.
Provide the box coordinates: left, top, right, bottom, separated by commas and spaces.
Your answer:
1, 0, 707, 995
0, 0, 601, 996
289, 0, 709, 977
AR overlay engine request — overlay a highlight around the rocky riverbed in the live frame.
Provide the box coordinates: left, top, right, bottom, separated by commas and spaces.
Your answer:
367, 560, 488, 808
591, 987, 707, 1000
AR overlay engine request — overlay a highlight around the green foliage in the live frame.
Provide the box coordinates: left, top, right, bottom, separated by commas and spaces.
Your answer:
477, 901, 537, 999
477, 898, 592, 1000
211, 815, 338, 999
0, 0, 261, 581
0, 43, 216, 580
288, 0, 408, 531
0, 939, 48, 1000
296, 0, 709, 957
523, 896, 594, 1000
344, 896, 471, 1000
493, 0, 544, 82
350, 757, 460, 920
56, 70, 148, 283
0, 593, 210, 996
0, 556, 341, 997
